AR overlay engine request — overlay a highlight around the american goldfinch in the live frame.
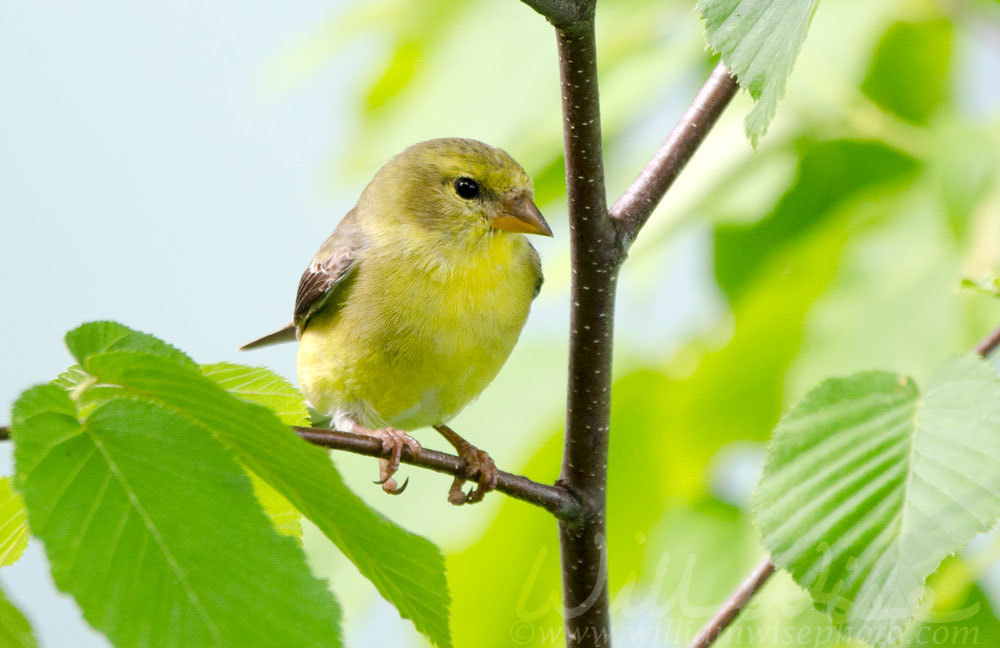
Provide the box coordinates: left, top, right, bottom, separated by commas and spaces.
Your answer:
242, 138, 550, 503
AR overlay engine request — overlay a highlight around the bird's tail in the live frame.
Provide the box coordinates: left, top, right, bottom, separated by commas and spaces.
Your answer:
239, 324, 297, 351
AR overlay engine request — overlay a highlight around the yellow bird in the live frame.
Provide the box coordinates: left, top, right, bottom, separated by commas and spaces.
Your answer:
242, 138, 551, 504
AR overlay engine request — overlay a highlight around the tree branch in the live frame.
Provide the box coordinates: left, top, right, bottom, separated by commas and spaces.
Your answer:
294, 427, 581, 519
975, 324, 1000, 357
520, 0, 587, 26
552, 10, 616, 648
610, 63, 739, 249
685, 321, 1000, 648
688, 559, 776, 648
0, 424, 582, 519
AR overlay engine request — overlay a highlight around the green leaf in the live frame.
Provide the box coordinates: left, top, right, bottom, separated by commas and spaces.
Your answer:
449, 431, 563, 648
961, 276, 1000, 298
51, 365, 125, 418
201, 363, 308, 539
67, 323, 452, 648
698, 0, 821, 147
0, 477, 29, 567
200, 362, 310, 426
714, 139, 920, 300
861, 19, 953, 126
250, 473, 303, 539
0, 584, 37, 648
11, 385, 342, 648
754, 354, 1000, 647
65, 320, 196, 370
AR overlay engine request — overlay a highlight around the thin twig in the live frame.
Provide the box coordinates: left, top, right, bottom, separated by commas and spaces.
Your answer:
294, 427, 581, 519
610, 63, 739, 249
686, 321, 1000, 648
687, 559, 776, 648
0, 424, 581, 519
975, 325, 1000, 358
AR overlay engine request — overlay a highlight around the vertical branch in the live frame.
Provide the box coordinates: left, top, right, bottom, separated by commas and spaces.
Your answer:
525, 4, 744, 648
553, 8, 617, 648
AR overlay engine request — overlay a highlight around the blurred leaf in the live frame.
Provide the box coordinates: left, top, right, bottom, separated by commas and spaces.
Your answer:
697, 0, 820, 147
628, 500, 857, 648
11, 385, 343, 648
902, 557, 1000, 648
962, 276, 1000, 297
908, 581, 1000, 648
64, 323, 452, 648
0, 477, 29, 568
337, 0, 695, 209
861, 19, 953, 126
608, 214, 849, 589
366, 39, 423, 113
448, 432, 563, 648
623, 500, 757, 622
360, 1, 466, 117
714, 139, 919, 300
0, 585, 36, 648
755, 354, 1000, 647
263, 3, 395, 94
933, 122, 998, 238
787, 185, 1000, 396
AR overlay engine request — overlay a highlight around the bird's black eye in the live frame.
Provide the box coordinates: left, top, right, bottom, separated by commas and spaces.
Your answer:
454, 177, 480, 199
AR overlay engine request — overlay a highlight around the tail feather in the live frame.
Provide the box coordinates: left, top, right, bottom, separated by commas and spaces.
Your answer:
239, 324, 297, 351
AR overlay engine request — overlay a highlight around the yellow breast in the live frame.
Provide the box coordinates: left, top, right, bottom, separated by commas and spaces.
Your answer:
297, 230, 539, 430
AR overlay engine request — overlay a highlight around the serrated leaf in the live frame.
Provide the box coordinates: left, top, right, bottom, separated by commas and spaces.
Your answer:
51, 365, 125, 418
65, 320, 196, 370
11, 385, 342, 648
754, 354, 1000, 647
0, 477, 29, 567
200, 362, 310, 426
698, 0, 820, 147
66, 322, 452, 648
0, 584, 37, 648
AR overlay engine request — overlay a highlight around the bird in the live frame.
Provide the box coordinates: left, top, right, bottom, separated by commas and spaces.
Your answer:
241, 138, 551, 504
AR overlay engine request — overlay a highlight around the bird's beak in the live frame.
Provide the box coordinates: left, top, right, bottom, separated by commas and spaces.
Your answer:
491, 194, 553, 237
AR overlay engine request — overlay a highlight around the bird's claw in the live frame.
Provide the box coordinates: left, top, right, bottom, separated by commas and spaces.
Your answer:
377, 476, 409, 495
448, 446, 498, 506
353, 425, 421, 495
377, 428, 420, 495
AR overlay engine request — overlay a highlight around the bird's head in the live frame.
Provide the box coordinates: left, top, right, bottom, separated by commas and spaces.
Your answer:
372, 138, 552, 240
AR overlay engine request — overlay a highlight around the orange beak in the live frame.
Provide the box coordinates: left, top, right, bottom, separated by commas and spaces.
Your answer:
490, 193, 553, 237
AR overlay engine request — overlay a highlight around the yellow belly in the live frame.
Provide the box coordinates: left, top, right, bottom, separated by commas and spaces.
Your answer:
297, 233, 537, 430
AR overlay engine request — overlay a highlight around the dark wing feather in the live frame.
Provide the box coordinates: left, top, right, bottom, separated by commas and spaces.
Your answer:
528, 243, 544, 298
293, 209, 364, 330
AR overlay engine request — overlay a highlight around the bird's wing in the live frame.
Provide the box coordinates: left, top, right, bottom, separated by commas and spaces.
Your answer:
293, 208, 364, 330
239, 210, 363, 351
528, 243, 544, 299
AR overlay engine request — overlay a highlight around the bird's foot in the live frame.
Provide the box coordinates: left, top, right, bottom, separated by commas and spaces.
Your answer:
433, 424, 498, 505
352, 425, 421, 495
